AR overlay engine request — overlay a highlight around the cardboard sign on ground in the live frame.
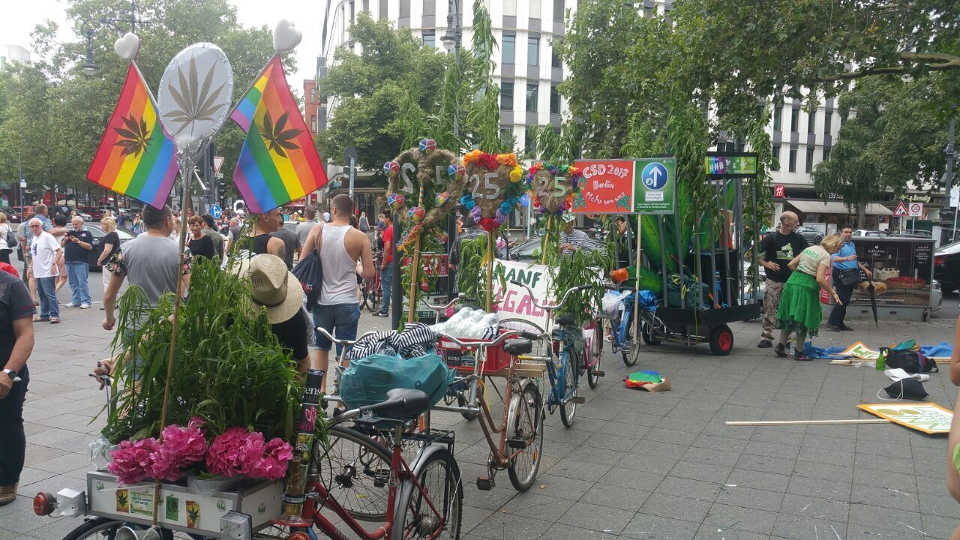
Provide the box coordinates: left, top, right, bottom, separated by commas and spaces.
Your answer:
857, 402, 953, 435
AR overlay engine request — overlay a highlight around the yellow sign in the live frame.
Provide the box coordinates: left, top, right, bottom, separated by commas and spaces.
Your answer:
842, 342, 880, 361
858, 402, 953, 435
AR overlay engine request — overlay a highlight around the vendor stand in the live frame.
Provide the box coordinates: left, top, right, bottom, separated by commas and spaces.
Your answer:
828, 235, 942, 321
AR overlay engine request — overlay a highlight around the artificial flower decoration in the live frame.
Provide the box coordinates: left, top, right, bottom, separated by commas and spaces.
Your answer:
418, 138, 437, 153
525, 161, 584, 215
435, 191, 450, 206
509, 166, 524, 183
383, 161, 400, 176
497, 153, 518, 167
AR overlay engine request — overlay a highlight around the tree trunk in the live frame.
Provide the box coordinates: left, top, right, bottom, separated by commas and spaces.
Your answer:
856, 202, 866, 228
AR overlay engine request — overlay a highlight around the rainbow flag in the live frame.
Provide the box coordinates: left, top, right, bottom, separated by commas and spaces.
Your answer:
87, 64, 178, 209
231, 56, 326, 214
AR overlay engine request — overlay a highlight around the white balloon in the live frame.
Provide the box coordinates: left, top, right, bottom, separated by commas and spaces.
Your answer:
114, 33, 140, 60
273, 19, 303, 53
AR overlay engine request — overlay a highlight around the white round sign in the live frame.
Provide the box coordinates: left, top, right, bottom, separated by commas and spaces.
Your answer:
157, 43, 233, 154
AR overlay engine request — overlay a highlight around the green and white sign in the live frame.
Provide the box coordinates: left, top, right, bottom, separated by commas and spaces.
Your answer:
634, 158, 676, 214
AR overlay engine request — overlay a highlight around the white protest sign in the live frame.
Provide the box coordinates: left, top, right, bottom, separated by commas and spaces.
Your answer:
492, 259, 552, 333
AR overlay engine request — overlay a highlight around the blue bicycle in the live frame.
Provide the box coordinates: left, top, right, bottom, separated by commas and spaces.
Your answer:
506, 282, 601, 428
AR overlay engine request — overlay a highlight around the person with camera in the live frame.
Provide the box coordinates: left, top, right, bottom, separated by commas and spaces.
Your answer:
63, 216, 93, 309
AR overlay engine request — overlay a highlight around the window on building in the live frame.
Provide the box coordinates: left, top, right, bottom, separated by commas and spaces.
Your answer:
771, 144, 781, 171
504, 0, 517, 16
643, 0, 655, 17
790, 107, 799, 133
773, 105, 782, 131
311, 115, 317, 133
824, 111, 832, 135
788, 147, 797, 172
423, 0, 435, 15
501, 81, 514, 110
526, 83, 538, 112
550, 85, 560, 114
422, 30, 435, 48
551, 46, 562, 68
502, 33, 516, 64
525, 126, 538, 156
379, 0, 387, 19
528, 36, 540, 65
807, 111, 816, 134
823, 145, 831, 161
530, 0, 541, 19
805, 147, 814, 172
399, 0, 410, 18
500, 127, 513, 143
362, 0, 369, 12
553, 0, 564, 21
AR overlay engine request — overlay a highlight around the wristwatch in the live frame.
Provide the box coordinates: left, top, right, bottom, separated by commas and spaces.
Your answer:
1, 368, 15, 380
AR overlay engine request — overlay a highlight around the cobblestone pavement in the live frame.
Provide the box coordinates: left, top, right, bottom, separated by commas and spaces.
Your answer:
2, 272, 959, 539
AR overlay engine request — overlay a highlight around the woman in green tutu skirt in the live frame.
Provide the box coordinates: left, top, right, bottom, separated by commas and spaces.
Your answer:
775, 234, 843, 361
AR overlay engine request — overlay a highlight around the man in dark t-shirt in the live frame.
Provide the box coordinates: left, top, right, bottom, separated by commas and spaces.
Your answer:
757, 211, 807, 348
0, 270, 35, 504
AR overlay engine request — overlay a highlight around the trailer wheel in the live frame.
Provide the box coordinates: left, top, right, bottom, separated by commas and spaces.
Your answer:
640, 320, 661, 346
709, 324, 734, 356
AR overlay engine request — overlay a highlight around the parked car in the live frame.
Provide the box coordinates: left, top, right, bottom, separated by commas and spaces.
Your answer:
509, 235, 605, 261
935, 240, 960, 295
852, 229, 887, 238
794, 225, 824, 245
85, 224, 134, 271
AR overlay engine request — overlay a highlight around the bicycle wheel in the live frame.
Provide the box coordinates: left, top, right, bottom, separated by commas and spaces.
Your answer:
507, 382, 544, 492
558, 351, 578, 428
585, 323, 601, 390
314, 425, 393, 522
63, 518, 125, 540
391, 448, 463, 540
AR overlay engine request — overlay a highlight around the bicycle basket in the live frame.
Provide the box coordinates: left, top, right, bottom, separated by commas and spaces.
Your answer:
340, 352, 453, 411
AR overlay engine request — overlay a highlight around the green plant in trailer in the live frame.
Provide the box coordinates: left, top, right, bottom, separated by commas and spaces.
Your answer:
101, 257, 305, 445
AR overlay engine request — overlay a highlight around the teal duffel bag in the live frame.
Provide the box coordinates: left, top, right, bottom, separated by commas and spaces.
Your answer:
340, 352, 453, 411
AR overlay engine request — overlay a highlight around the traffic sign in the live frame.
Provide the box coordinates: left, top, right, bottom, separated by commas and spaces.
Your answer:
634, 158, 676, 214
773, 184, 785, 198
950, 186, 959, 208
213, 156, 224, 176
893, 201, 908, 217
908, 202, 923, 218
210, 204, 222, 219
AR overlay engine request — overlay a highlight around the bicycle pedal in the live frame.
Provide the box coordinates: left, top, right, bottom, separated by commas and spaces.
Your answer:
571, 397, 586, 404
506, 438, 527, 449
594, 370, 605, 377
476, 477, 494, 490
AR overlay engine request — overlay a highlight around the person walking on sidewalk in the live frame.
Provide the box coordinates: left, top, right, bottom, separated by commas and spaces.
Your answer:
29, 218, 62, 323
0, 269, 34, 505
827, 226, 872, 331
374, 211, 394, 318
757, 211, 807, 348
301, 194, 375, 385
63, 216, 93, 309
775, 234, 844, 361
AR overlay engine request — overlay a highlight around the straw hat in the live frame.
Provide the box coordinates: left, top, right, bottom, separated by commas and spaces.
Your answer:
231, 254, 303, 324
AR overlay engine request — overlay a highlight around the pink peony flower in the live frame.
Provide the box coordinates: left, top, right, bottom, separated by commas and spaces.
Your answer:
108, 438, 160, 485
206, 428, 293, 480
150, 422, 208, 482
252, 438, 294, 480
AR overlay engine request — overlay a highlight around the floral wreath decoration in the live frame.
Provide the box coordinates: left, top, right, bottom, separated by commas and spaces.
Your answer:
458, 150, 526, 232
525, 161, 584, 215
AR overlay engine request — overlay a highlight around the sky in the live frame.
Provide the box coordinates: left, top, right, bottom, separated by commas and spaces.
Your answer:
1, 0, 325, 87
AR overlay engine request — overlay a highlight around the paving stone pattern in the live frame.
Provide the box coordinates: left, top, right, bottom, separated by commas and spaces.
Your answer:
3, 276, 959, 539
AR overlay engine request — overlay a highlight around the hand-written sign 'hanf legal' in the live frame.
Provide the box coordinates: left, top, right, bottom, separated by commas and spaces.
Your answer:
571, 160, 635, 214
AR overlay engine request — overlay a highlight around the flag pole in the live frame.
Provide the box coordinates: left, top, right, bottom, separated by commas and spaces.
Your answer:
130, 60, 160, 111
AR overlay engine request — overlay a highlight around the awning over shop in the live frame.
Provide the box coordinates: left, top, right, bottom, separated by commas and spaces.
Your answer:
786, 200, 893, 216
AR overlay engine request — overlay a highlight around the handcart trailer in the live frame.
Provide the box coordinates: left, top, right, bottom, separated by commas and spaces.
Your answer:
34, 471, 283, 539
623, 152, 764, 359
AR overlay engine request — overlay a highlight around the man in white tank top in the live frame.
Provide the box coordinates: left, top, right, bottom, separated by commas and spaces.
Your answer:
300, 194, 375, 386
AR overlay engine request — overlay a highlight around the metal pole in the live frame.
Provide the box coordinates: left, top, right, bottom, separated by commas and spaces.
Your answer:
735, 178, 745, 305
349, 156, 355, 199
751, 176, 759, 302
945, 118, 955, 241
694, 220, 703, 308
719, 180, 732, 307
657, 216, 667, 306
390, 218, 403, 330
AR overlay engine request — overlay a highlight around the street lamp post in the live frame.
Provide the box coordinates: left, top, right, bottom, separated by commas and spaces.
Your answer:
441, 0, 462, 299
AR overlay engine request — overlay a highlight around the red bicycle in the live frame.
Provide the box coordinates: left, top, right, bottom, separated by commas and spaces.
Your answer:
361, 251, 383, 312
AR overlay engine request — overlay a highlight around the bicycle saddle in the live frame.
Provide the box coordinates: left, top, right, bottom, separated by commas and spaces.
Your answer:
365, 388, 431, 420
504, 338, 532, 355
556, 314, 577, 327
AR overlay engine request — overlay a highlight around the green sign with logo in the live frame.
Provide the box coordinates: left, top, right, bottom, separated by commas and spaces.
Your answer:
705, 155, 757, 176
633, 158, 677, 214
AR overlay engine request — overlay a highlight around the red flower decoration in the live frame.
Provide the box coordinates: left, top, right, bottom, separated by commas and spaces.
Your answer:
479, 217, 500, 232
478, 153, 499, 171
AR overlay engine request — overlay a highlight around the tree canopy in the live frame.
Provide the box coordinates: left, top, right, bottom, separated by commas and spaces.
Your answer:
0, 0, 288, 205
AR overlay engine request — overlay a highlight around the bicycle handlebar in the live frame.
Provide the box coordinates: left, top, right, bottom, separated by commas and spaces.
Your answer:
423, 293, 466, 313
509, 281, 593, 312
315, 327, 381, 347
432, 327, 522, 349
